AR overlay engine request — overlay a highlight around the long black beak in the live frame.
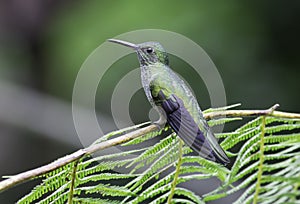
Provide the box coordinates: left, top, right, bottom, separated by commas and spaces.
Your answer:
108, 39, 138, 49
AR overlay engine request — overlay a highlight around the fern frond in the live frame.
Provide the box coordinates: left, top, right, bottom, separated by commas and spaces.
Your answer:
15, 105, 300, 204
78, 173, 137, 185
122, 125, 170, 146
128, 175, 173, 203
17, 164, 72, 204
208, 117, 242, 127
92, 121, 151, 144
127, 133, 176, 171
78, 159, 133, 178
73, 197, 121, 204
77, 183, 135, 197
127, 139, 180, 191
203, 103, 241, 113
205, 115, 300, 204
181, 156, 229, 181
174, 187, 204, 204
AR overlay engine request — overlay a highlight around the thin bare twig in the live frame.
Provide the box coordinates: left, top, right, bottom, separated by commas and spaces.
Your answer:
204, 104, 300, 119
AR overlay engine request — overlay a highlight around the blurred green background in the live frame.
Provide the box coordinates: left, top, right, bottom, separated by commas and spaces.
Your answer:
0, 0, 299, 203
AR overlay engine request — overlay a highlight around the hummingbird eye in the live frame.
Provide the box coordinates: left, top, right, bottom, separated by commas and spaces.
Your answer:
146, 47, 154, 54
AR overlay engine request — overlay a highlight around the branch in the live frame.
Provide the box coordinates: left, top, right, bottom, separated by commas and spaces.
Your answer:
1, 104, 299, 192
0, 125, 158, 192
204, 104, 300, 119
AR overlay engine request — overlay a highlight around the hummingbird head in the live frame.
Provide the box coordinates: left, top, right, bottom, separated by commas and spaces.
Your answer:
108, 39, 169, 66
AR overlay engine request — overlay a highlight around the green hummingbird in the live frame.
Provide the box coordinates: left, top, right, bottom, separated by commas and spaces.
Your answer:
108, 39, 230, 165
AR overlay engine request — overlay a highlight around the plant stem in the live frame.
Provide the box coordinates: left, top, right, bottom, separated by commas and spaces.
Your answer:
167, 139, 183, 204
253, 116, 266, 204
67, 160, 79, 204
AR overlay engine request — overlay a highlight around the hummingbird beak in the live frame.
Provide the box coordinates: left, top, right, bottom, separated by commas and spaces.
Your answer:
108, 39, 138, 49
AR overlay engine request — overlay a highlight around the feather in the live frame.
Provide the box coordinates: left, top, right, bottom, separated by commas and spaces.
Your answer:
155, 90, 229, 165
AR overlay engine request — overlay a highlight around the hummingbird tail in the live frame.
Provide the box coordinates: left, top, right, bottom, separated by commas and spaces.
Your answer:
204, 130, 230, 165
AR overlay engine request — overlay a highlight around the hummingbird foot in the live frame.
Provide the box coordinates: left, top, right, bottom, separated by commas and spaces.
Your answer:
153, 116, 167, 130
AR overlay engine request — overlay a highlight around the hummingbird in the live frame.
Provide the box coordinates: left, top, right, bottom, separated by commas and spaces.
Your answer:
108, 39, 230, 165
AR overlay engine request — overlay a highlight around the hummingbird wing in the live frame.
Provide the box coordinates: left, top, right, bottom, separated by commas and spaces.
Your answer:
153, 89, 230, 165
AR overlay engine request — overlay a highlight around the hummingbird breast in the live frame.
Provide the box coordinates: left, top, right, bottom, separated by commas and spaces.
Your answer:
140, 65, 156, 107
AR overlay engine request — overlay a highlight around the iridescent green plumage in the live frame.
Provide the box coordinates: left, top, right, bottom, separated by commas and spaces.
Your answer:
108, 39, 230, 165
